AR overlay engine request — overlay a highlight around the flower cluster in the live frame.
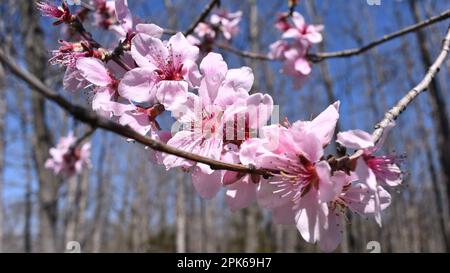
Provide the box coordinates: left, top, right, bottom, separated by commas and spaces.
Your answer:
40, 0, 404, 252
45, 132, 91, 177
187, 9, 242, 54
269, 12, 323, 89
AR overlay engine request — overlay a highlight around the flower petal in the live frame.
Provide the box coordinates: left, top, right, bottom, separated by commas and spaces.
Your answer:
118, 68, 158, 103
337, 129, 374, 150
76, 57, 112, 87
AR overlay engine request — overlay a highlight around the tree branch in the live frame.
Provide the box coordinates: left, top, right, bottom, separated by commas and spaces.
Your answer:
215, 42, 273, 61
371, 26, 450, 143
184, 0, 221, 36
203, 9, 450, 63
309, 8, 450, 62
0, 48, 272, 176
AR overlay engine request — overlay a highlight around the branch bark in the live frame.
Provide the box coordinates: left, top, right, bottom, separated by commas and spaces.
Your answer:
371, 26, 450, 143
0, 48, 271, 176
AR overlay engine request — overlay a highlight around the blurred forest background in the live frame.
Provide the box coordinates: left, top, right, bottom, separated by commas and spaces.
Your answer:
0, 0, 450, 253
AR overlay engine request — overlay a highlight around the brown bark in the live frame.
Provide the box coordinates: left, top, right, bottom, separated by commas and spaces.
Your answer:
19, 1, 61, 252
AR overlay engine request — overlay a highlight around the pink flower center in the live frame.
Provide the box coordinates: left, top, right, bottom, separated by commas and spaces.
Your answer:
364, 154, 403, 182
270, 155, 319, 204
154, 44, 184, 81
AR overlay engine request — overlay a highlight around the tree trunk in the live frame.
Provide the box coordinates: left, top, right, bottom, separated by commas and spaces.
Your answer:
176, 172, 186, 253
0, 60, 5, 252
19, 1, 61, 252
409, 2, 450, 252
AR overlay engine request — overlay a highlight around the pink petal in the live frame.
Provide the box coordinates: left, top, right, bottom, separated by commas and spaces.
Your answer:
257, 180, 291, 209
294, 131, 323, 163
315, 161, 335, 202
192, 167, 222, 199
198, 53, 227, 104
155, 80, 188, 110
119, 112, 153, 135
337, 130, 374, 150
300, 101, 340, 147
239, 138, 263, 166
135, 23, 163, 38
225, 176, 257, 211
355, 158, 378, 191
167, 32, 199, 65
318, 211, 343, 252
76, 58, 112, 87
118, 68, 158, 103
92, 86, 115, 116
295, 190, 327, 244
131, 33, 166, 69
222, 67, 254, 94
245, 93, 274, 129
291, 12, 305, 29
281, 28, 301, 40
63, 66, 89, 92
271, 203, 296, 225
294, 57, 312, 75
115, 0, 133, 33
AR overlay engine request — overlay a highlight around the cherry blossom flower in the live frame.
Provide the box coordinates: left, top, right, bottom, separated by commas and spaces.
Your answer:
246, 102, 341, 250
91, 0, 117, 29
210, 9, 242, 40
45, 132, 91, 177
194, 22, 216, 40
282, 12, 324, 44
337, 125, 403, 188
268, 40, 290, 60
280, 41, 312, 89
118, 32, 199, 110
162, 53, 273, 200
76, 57, 122, 117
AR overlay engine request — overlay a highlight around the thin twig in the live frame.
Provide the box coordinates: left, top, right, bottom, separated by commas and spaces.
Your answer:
333, 26, 450, 167
308, 8, 450, 62
199, 9, 450, 63
215, 43, 273, 61
0, 48, 272, 176
184, 0, 221, 36
371, 26, 450, 143
73, 126, 96, 148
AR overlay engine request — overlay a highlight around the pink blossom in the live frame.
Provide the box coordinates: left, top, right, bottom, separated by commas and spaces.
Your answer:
118, 32, 199, 110
282, 12, 324, 44
280, 41, 312, 89
210, 9, 242, 40
337, 124, 403, 188
76, 57, 121, 117
249, 103, 342, 251
162, 53, 273, 200
292, 171, 389, 252
118, 103, 164, 136
45, 132, 91, 177
91, 0, 116, 29
275, 13, 291, 32
194, 22, 216, 40
337, 123, 403, 225
268, 40, 290, 60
